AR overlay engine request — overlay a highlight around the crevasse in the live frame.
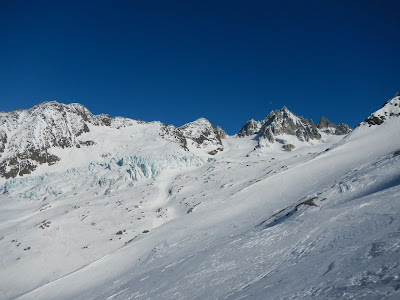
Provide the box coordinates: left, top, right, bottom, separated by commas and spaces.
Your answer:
0, 155, 208, 199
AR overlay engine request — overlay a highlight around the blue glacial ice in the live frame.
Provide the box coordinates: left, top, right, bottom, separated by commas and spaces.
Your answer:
0, 155, 208, 200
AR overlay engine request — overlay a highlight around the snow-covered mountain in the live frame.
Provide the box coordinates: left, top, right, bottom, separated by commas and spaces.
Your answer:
0, 102, 227, 180
179, 118, 226, 155
1, 93, 400, 300
238, 106, 351, 151
0, 101, 145, 179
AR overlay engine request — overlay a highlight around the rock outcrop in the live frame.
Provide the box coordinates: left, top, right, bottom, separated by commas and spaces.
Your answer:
238, 106, 351, 151
317, 117, 352, 135
362, 92, 400, 127
257, 106, 321, 143
0, 101, 106, 178
179, 118, 226, 155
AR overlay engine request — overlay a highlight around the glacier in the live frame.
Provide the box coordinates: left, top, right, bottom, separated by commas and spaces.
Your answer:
1, 94, 400, 300
0, 155, 208, 200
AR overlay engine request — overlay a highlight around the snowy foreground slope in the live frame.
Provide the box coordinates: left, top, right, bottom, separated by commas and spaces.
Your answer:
1, 95, 400, 299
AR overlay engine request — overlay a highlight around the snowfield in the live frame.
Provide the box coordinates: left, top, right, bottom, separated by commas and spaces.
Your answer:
1, 97, 400, 299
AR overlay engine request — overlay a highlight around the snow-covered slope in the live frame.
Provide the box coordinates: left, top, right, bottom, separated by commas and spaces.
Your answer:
362, 92, 400, 126
1, 93, 400, 300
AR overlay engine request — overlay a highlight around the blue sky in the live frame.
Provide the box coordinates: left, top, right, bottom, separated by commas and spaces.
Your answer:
0, 0, 399, 134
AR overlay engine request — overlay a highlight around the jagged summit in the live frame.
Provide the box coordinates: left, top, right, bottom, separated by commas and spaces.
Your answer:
362, 93, 400, 126
256, 106, 320, 149
317, 116, 335, 130
238, 106, 351, 151
317, 117, 352, 135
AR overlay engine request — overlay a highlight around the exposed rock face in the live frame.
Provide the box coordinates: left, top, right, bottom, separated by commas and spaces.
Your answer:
161, 119, 228, 153
238, 107, 322, 143
316, 117, 335, 133
216, 126, 228, 139
238, 119, 262, 137
250, 107, 321, 151
257, 106, 321, 144
179, 118, 226, 155
159, 124, 188, 150
0, 102, 93, 178
335, 123, 352, 135
282, 144, 295, 152
317, 117, 352, 135
362, 93, 400, 127
0, 101, 145, 179
238, 106, 351, 151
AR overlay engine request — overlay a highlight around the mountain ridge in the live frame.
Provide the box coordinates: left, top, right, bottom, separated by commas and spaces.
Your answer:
0, 100, 353, 179
1, 92, 400, 300
1, 90, 398, 180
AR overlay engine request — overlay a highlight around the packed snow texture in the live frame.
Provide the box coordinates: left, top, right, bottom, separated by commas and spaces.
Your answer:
0, 95, 400, 300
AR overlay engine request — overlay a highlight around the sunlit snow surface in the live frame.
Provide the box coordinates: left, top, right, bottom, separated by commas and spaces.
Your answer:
1, 116, 400, 299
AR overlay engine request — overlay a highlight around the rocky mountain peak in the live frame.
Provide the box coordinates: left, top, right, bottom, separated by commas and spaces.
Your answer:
257, 106, 321, 145
0, 102, 102, 179
317, 117, 352, 135
238, 119, 262, 137
179, 118, 226, 155
0, 101, 152, 179
238, 106, 351, 151
317, 116, 334, 129
30, 101, 95, 123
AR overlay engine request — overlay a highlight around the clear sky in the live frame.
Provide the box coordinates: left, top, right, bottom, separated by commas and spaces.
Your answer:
0, 0, 399, 134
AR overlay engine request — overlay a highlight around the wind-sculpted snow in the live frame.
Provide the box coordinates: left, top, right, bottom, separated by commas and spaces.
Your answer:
0, 155, 207, 200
